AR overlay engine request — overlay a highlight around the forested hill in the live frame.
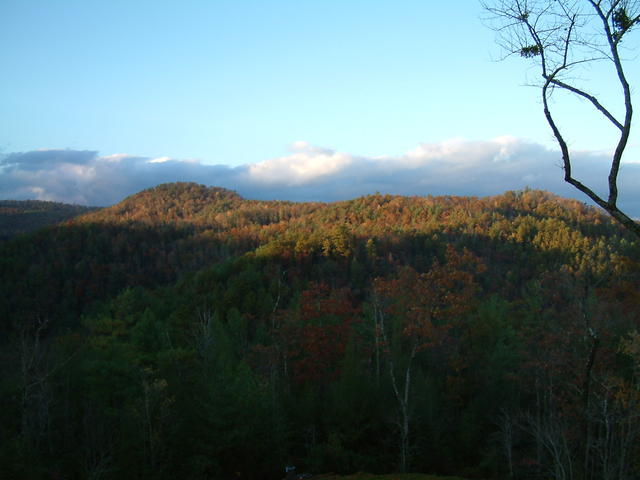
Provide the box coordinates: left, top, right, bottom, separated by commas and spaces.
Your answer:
0, 199, 98, 241
2, 182, 639, 480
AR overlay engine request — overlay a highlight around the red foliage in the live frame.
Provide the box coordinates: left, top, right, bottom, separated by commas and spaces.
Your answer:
282, 283, 360, 386
374, 245, 485, 352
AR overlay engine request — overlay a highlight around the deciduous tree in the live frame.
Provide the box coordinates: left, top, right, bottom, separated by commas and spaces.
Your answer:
482, 0, 640, 237
373, 246, 484, 472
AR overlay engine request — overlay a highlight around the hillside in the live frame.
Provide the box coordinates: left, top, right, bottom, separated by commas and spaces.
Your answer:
1, 182, 639, 480
0, 199, 98, 241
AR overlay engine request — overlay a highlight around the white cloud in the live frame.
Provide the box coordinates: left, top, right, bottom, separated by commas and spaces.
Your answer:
148, 156, 172, 164
247, 144, 354, 185
29, 186, 47, 198
1, 138, 639, 216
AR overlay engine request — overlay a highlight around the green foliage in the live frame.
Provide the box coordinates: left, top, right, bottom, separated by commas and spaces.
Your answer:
520, 44, 540, 57
613, 7, 638, 41
1, 183, 638, 479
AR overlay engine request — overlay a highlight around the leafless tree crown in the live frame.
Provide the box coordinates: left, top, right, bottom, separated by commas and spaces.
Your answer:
482, 0, 640, 237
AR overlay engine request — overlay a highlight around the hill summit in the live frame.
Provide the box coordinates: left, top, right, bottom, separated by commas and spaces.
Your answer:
1, 182, 638, 480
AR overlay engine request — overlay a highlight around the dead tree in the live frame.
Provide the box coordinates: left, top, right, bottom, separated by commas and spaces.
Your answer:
482, 0, 640, 237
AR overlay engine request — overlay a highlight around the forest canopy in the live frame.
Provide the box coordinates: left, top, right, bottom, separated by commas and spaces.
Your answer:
1, 182, 639, 480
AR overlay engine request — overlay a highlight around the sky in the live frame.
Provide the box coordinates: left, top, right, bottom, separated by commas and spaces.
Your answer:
1, 0, 639, 215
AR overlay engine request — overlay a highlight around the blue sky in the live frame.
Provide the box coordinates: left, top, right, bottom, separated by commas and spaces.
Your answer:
1, 0, 639, 213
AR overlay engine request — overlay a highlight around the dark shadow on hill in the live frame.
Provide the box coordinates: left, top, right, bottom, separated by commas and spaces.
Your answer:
0, 219, 252, 335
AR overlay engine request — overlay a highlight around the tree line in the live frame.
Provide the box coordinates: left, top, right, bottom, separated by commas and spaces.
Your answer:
1, 183, 639, 479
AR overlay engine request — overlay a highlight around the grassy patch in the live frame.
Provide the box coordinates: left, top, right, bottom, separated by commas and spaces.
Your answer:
313, 474, 469, 480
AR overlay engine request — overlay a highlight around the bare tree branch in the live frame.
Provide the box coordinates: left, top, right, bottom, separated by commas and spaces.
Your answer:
482, 0, 640, 238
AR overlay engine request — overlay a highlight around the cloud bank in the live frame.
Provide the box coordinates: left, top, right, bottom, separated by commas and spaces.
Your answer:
1, 138, 639, 216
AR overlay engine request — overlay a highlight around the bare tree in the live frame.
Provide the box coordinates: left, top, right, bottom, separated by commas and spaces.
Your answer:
18, 316, 53, 455
482, 0, 640, 237
372, 293, 415, 473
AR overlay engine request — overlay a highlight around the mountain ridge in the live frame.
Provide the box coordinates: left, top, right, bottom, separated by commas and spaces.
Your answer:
71, 181, 614, 232
1, 181, 630, 335
0, 199, 99, 241
1, 181, 639, 480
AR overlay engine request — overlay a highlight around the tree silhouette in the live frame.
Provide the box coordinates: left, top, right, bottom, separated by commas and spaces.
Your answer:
482, 0, 640, 237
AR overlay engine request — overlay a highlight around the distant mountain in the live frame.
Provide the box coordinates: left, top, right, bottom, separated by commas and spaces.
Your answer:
0, 199, 98, 241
